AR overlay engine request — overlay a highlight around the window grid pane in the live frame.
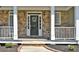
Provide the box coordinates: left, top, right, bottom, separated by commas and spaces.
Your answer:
9, 10, 13, 26
55, 12, 61, 25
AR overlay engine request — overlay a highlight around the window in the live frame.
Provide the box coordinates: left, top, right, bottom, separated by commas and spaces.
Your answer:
8, 10, 13, 26
55, 12, 61, 25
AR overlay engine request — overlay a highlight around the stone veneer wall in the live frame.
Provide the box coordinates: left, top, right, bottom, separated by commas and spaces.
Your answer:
0, 10, 9, 26
18, 10, 51, 39
55, 7, 74, 27
18, 10, 26, 38
42, 10, 51, 39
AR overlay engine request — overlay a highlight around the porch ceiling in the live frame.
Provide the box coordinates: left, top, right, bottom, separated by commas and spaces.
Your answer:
0, 6, 51, 10
55, 6, 73, 11
0, 6, 13, 10
17, 6, 51, 10
0, 6, 73, 11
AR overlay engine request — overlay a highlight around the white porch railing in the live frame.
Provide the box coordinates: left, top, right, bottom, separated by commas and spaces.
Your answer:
0, 26, 14, 40
55, 27, 76, 39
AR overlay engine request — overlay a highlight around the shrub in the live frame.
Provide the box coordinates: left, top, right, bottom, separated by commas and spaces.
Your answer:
5, 43, 13, 48
68, 45, 75, 51
0, 43, 5, 46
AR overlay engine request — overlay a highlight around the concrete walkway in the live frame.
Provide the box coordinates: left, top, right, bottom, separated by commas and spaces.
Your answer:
18, 45, 54, 52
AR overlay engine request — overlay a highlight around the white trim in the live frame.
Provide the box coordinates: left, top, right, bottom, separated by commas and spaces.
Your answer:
26, 15, 30, 36
8, 11, 11, 37
55, 12, 61, 25
38, 15, 42, 36
75, 6, 79, 41
55, 38, 75, 39
51, 6, 55, 40
55, 27, 75, 28
27, 11, 42, 14
26, 11, 42, 36
13, 6, 18, 40
0, 40, 77, 44
8, 10, 13, 38
8, 11, 10, 26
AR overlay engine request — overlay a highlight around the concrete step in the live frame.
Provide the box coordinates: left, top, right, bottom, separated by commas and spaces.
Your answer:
18, 38, 47, 40
21, 40, 54, 44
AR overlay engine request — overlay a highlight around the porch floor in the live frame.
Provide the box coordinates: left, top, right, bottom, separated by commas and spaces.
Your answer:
0, 39, 78, 44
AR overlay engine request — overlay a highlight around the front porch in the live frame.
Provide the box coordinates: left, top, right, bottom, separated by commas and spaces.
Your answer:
0, 6, 79, 44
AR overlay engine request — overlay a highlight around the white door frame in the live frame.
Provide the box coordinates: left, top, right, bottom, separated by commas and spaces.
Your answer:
26, 11, 42, 37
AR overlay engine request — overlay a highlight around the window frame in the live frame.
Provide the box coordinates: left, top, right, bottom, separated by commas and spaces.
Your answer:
55, 12, 61, 25
8, 10, 13, 26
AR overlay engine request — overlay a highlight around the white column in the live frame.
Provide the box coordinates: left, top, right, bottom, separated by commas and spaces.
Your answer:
75, 6, 79, 41
51, 6, 55, 40
13, 6, 18, 40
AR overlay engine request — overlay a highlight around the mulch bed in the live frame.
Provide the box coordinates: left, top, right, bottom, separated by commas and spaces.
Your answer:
0, 45, 18, 52
46, 44, 79, 52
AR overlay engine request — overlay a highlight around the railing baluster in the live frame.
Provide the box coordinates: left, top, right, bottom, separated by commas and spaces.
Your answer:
0, 26, 13, 40
55, 27, 75, 40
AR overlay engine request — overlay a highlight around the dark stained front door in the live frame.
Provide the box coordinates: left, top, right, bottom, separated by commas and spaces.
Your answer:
30, 15, 38, 35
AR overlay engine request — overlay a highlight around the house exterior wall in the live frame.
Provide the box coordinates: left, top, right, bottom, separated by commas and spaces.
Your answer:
42, 10, 51, 39
55, 7, 74, 27
0, 10, 9, 26
18, 10, 26, 38
18, 10, 51, 39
